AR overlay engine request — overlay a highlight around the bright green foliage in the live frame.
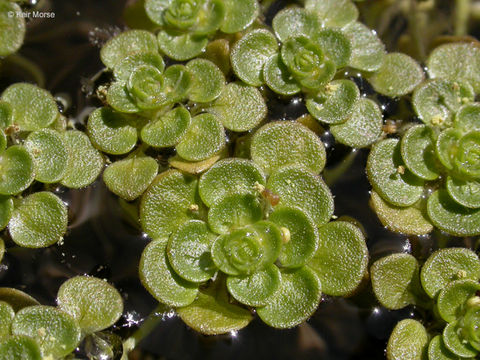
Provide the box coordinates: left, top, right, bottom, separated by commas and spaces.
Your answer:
251, 121, 326, 175
61, 130, 104, 189
0, 288, 39, 312
103, 154, 158, 201
427, 43, 480, 92
0, 336, 41, 360
368, 53, 424, 97
0, 145, 34, 196
25, 129, 69, 183
141, 107, 191, 148
8, 192, 68, 248
0, 102, 12, 130
113, 52, 165, 81
186, 59, 225, 103
0, 1, 26, 57
305, 0, 358, 28
139, 151, 365, 333
87, 107, 137, 155
57, 276, 124, 334
386, 319, 428, 360
1, 83, 59, 132
309, 221, 368, 296
0, 301, 14, 341
11, 306, 81, 358
374, 249, 480, 360
330, 98, 383, 148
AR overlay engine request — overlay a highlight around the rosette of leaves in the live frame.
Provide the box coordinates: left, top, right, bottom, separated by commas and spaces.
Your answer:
371, 248, 480, 360
367, 43, 480, 237
0, 83, 103, 249
140, 0, 259, 61
95, 35, 267, 200
230, 1, 394, 148
138, 120, 369, 335
0, 276, 123, 359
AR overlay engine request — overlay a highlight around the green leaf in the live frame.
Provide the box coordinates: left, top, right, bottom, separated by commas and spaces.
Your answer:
443, 321, 478, 358
9, 192, 68, 248
412, 79, 474, 129
371, 253, 421, 310
0, 238, 3, 264
208, 193, 263, 235
200, 39, 231, 75
0, 145, 34, 196
272, 7, 320, 43
454, 103, 480, 133
0, 1, 25, 57
186, 59, 225, 103
0, 101, 12, 130
157, 30, 208, 61
144, 0, 172, 26
437, 279, 480, 323
427, 189, 480, 236
189, 0, 225, 35
57, 276, 124, 334
256, 266, 321, 329
400, 124, 440, 181
0, 301, 14, 341
230, 29, 278, 87
330, 98, 383, 148
386, 319, 428, 360
141, 107, 191, 148
1, 83, 58, 132
139, 240, 198, 307
0, 196, 13, 231
267, 165, 334, 227
127, 65, 168, 110
167, 220, 217, 283
100, 30, 158, 69
0, 288, 39, 312
435, 128, 462, 170
251, 121, 326, 175
169, 148, 227, 175
103, 155, 158, 201
263, 54, 301, 96
176, 113, 225, 162
227, 264, 281, 307
198, 158, 265, 207
270, 206, 319, 268
61, 131, 104, 189
343, 21, 386, 72
455, 131, 480, 178
0, 336, 41, 360
427, 43, 480, 93
113, 52, 165, 81
420, 247, 480, 299
370, 191, 433, 235
446, 177, 480, 209
314, 29, 352, 68
207, 82, 267, 132
309, 221, 368, 297
106, 82, 140, 114
221, 0, 258, 33
163, 64, 193, 103
428, 335, 460, 360
211, 221, 282, 276
11, 305, 81, 358
305, 0, 358, 28
177, 281, 252, 335
24, 129, 69, 184
87, 107, 138, 155
281, 36, 336, 90
367, 139, 424, 207
306, 80, 359, 125
368, 53, 424, 97
140, 170, 199, 239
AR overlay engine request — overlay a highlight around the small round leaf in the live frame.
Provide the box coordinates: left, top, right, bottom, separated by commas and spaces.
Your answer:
437, 279, 480, 323
386, 319, 428, 360
0, 1, 25, 57
446, 177, 480, 209
0, 336, 41, 360
0, 145, 34, 195
157, 30, 208, 61
141, 107, 191, 148
186, 59, 225, 103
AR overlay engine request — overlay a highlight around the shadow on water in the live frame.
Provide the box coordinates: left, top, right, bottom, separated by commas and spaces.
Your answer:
1, 1, 477, 359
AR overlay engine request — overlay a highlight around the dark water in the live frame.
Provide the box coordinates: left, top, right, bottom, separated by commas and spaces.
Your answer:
0, 1, 477, 359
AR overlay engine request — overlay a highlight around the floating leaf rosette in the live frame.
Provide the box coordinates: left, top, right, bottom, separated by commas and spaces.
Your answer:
138, 121, 368, 334
0, 83, 103, 249
372, 248, 480, 360
368, 42, 480, 236
0, 276, 123, 358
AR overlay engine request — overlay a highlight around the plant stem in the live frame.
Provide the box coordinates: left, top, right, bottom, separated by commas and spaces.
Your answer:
121, 304, 171, 359
323, 150, 358, 187
455, 0, 471, 36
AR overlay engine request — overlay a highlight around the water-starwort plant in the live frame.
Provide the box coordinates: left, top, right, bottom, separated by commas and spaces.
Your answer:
368, 42, 480, 236
371, 248, 480, 360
